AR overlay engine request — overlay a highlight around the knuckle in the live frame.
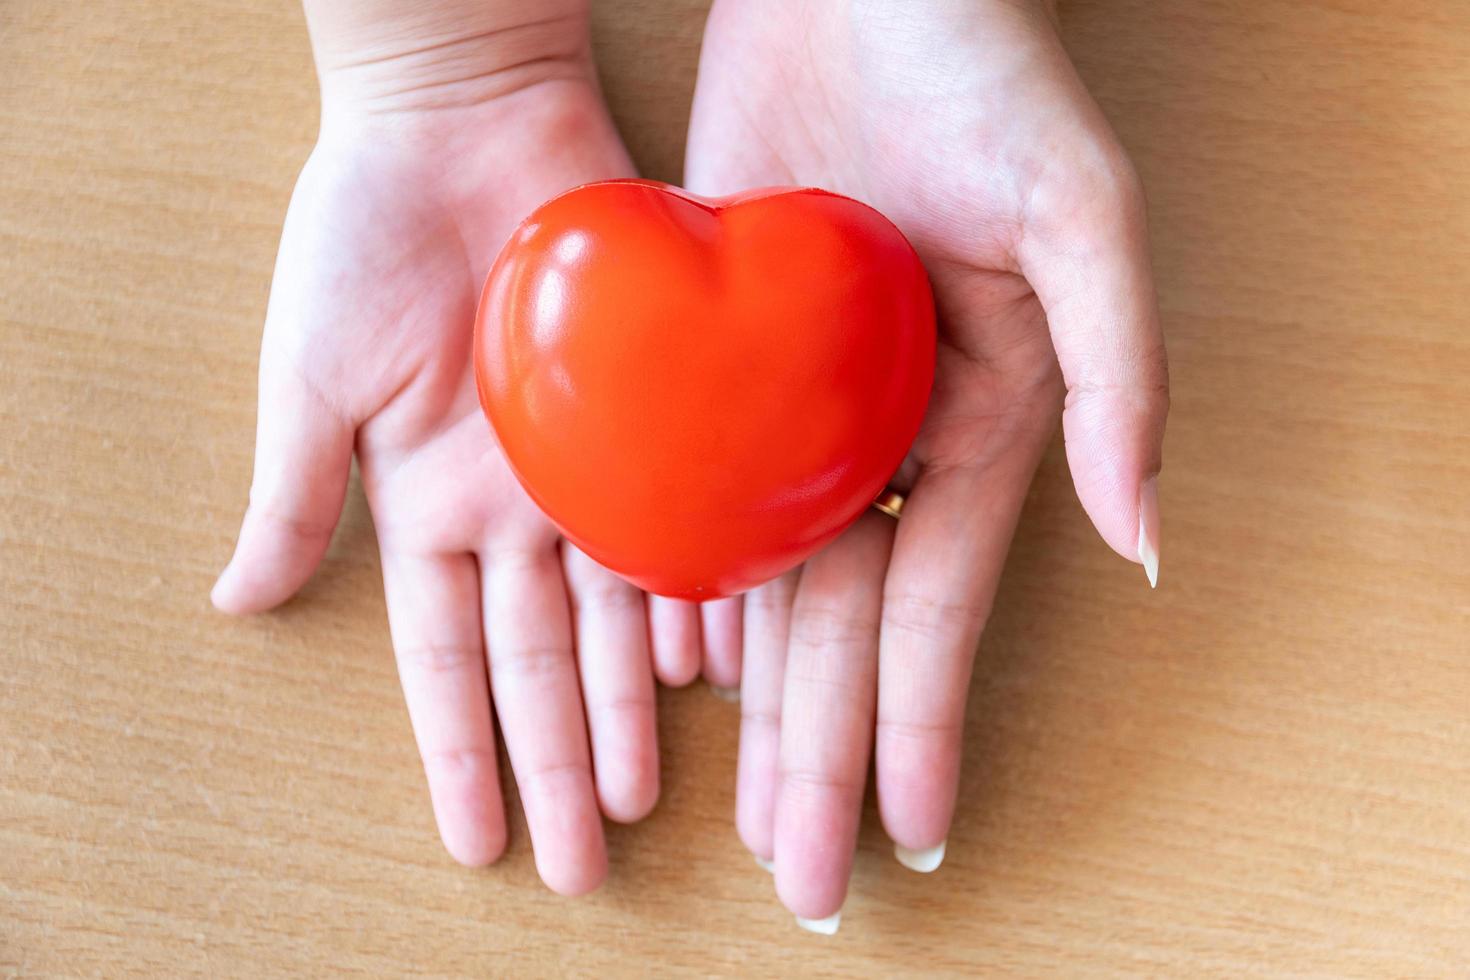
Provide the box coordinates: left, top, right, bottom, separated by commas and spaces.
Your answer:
788, 604, 878, 649
1051, 144, 1148, 242
1063, 339, 1170, 413
588, 693, 655, 722
572, 582, 644, 616
291, 363, 355, 429
781, 766, 865, 799
1065, 369, 1170, 396
740, 706, 781, 730
1106, 157, 1146, 213
524, 759, 588, 789
398, 643, 482, 675
745, 587, 794, 616
881, 590, 988, 643
422, 746, 497, 778
488, 546, 549, 575
490, 644, 574, 680
1025, 140, 1148, 247
247, 500, 337, 541
745, 574, 800, 614
876, 714, 963, 745
1083, 143, 1146, 218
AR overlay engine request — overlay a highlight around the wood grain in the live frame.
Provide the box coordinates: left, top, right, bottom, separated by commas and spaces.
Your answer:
3, 0, 1469, 975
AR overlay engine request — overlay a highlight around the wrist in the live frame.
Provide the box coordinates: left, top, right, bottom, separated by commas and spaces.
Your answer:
306, 0, 596, 119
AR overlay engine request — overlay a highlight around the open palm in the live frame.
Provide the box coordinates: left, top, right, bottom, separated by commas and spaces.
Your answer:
212, 82, 676, 895
686, 0, 1170, 925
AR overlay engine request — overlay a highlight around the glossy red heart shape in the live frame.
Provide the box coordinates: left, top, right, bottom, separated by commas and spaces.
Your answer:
475, 180, 935, 599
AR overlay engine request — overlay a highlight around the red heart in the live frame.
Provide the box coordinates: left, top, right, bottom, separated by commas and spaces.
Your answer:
475, 181, 935, 599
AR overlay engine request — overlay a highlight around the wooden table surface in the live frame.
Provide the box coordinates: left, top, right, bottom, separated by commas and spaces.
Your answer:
4, 1, 1469, 975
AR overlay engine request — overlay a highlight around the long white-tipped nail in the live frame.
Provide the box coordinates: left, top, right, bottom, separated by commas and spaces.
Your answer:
755, 854, 774, 873
710, 685, 740, 703
894, 839, 946, 873
1137, 476, 1161, 589
795, 912, 841, 935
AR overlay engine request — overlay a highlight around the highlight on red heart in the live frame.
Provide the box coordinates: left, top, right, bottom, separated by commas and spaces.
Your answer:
475, 180, 936, 599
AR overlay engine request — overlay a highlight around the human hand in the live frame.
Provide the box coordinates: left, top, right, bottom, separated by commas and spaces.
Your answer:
685, 0, 1169, 926
211, 1, 720, 894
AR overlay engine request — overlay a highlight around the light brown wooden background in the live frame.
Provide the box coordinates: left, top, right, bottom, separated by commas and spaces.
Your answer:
3, 1, 1469, 976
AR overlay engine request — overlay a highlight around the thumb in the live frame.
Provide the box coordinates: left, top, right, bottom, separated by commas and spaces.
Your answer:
1021, 156, 1169, 586
213, 351, 354, 614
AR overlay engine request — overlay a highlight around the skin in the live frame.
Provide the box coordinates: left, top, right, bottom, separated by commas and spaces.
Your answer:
685, 0, 1169, 922
210, 0, 723, 895
214, 0, 1166, 920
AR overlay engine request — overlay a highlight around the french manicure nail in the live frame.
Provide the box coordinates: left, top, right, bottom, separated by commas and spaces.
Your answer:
754, 854, 774, 873
894, 839, 946, 873
710, 685, 740, 703
1137, 475, 1160, 589
795, 911, 841, 935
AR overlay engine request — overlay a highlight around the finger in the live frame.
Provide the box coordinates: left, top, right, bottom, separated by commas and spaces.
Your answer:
700, 596, 744, 693
482, 546, 606, 896
735, 569, 799, 862
647, 595, 701, 687
774, 513, 894, 923
875, 451, 1041, 867
562, 544, 659, 824
212, 354, 354, 613
380, 550, 505, 867
1020, 152, 1169, 585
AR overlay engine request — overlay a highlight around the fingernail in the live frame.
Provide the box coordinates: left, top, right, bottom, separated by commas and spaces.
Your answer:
1137, 475, 1160, 589
754, 854, 774, 873
795, 911, 841, 935
209, 564, 235, 610
710, 685, 740, 703
894, 839, 946, 873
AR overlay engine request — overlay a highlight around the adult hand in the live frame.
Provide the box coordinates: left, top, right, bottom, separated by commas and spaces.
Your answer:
685, 0, 1169, 927
212, 0, 711, 894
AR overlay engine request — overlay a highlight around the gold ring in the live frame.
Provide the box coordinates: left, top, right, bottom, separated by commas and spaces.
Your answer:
872, 488, 906, 520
